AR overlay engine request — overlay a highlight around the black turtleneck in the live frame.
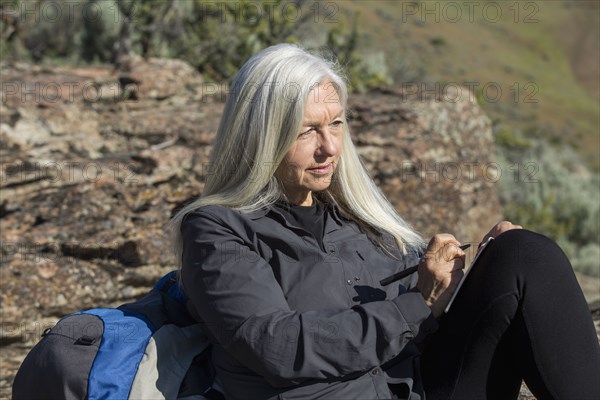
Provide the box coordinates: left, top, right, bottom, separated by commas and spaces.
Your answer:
275, 198, 326, 250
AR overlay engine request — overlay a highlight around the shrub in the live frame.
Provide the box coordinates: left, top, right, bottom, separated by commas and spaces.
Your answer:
324, 15, 392, 92
0, 0, 392, 91
496, 129, 600, 278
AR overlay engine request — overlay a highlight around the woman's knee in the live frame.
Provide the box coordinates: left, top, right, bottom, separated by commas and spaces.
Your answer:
489, 229, 572, 274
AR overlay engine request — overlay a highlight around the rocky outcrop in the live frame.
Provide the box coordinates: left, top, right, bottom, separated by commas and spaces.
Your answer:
349, 86, 501, 242
0, 58, 503, 395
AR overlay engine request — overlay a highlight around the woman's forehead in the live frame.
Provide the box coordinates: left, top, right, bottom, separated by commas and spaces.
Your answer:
308, 81, 339, 99
305, 82, 342, 109
302, 104, 344, 126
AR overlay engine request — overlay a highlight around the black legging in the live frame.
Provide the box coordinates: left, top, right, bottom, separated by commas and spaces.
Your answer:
420, 229, 600, 400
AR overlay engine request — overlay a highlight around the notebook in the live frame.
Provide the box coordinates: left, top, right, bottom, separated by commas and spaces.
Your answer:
444, 237, 494, 313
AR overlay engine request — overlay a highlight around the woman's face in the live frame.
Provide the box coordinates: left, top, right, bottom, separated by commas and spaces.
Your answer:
277, 81, 344, 206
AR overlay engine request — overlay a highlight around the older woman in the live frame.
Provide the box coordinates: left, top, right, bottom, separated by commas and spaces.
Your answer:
170, 44, 599, 399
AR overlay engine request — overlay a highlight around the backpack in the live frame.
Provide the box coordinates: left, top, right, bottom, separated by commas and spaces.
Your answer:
12, 271, 225, 400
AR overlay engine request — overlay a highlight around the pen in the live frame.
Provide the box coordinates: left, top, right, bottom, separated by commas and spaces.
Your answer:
379, 244, 471, 286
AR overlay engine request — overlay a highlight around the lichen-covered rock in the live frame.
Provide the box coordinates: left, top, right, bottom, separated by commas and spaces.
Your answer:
349, 86, 502, 243
116, 55, 203, 100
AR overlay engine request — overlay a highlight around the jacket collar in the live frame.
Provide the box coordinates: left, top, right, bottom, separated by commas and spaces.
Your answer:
245, 200, 345, 233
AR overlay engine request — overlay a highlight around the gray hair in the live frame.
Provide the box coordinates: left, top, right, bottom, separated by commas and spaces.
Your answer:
169, 43, 423, 265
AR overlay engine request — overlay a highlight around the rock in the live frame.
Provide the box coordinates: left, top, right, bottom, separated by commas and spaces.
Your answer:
117, 55, 203, 100
349, 86, 502, 242
1, 109, 52, 148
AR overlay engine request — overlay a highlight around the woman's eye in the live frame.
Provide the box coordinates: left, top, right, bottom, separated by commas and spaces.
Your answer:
298, 128, 314, 137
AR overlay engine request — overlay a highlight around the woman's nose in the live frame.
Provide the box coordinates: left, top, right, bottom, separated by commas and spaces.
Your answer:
316, 130, 339, 157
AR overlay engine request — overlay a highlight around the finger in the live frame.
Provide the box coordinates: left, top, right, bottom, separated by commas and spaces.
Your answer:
450, 256, 466, 271
427, 233, 461, 253
491, 221, 512, 235
496, 223, 523, 236
440, 241, 466, 262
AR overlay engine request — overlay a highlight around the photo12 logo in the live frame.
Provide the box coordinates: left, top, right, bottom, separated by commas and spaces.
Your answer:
1, 0, 125, 24
400, 1, 540, 24
399, 81, 539, 104
400, 161, 539, 183
1, 161, 138, 185
196, 1, 339, 24
1, 81, 131, 104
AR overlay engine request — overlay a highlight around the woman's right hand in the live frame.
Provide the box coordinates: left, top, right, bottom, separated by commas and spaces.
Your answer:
416, 234, 467, 318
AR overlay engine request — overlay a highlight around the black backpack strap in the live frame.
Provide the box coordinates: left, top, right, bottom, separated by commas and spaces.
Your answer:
159, 273, 178, 294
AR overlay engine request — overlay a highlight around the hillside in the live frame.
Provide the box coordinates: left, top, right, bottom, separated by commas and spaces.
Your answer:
333, 0, 599, 169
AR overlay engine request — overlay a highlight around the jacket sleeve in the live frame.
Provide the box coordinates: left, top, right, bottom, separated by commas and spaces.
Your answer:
180, 208, 438, 388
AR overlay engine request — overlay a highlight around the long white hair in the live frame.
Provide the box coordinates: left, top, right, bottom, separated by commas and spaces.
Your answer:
169, 43, 424, 264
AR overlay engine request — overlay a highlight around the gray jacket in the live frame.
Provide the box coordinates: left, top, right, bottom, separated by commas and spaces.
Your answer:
181, 203, 438, 399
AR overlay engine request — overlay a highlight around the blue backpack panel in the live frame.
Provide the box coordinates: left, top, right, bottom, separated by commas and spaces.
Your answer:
12, 272, 224, 400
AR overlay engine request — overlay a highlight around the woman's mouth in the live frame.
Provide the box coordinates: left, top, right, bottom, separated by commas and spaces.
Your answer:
307, 163, 333, 175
